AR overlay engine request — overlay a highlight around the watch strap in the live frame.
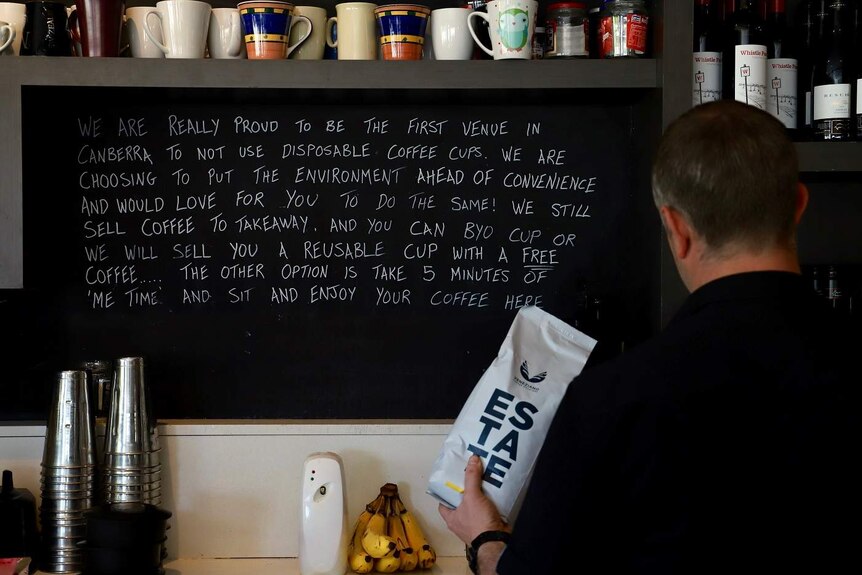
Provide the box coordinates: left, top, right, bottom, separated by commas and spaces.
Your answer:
467, 530, 511, 574
471, 530, 512, 551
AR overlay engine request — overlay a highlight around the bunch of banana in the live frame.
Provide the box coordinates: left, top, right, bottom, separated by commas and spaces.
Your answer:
347, 494, 378, 574
393, 493, 436, 570
347, 483, 437, 573
388, 498, 417, 572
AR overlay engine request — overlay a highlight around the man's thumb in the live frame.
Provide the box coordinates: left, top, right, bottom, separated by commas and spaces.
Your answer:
438, 503, 453, 522
464, 455, 484, 493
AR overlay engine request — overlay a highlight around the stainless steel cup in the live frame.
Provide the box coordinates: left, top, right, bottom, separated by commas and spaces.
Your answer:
104, 357, 159, 455
102, 357, 163, 507
40, 370, 99, 572
42, 370, 97, 469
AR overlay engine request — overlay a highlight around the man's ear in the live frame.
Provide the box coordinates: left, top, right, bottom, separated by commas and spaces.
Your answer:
659, 205, 694, 261
794, 183, 809, 224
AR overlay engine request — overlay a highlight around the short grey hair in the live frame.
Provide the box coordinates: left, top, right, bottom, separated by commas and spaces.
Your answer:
652, 101, 799, 252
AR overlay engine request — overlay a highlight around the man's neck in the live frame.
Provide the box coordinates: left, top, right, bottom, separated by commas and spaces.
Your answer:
685, 247, 801, 293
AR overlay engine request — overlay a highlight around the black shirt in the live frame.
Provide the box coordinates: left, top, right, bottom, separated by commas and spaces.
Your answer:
497, 272, 859, 574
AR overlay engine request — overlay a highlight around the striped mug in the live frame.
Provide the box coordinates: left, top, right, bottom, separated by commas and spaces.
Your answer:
238, 1, 311, 59
374, 4, 430, 61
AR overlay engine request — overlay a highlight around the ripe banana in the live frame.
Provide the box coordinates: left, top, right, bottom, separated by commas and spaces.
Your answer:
362, 498, 397, 559
348, 506, 375, 574
374, 550, 402, 573
394, 496, 436, 570
387, 505, 417, 572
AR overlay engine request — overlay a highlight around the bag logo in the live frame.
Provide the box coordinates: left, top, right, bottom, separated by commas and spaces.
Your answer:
519, 360, 546, 384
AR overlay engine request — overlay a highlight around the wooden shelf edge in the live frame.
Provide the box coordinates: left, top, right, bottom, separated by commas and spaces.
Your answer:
7, 57, 659, 90
797, 141, 862, 173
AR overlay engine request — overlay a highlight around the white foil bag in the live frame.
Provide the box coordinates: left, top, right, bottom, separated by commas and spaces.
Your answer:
427, 306, 596, 521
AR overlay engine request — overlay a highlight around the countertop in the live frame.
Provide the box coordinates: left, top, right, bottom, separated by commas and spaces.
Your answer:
35, 556, 471, 574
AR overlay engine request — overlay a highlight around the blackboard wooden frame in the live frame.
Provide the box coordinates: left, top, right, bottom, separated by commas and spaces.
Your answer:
3, 1, 859, 421
8, 85, 662, 420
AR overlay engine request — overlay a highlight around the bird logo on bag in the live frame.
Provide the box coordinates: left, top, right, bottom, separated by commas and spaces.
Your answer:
519, 361, 547, 384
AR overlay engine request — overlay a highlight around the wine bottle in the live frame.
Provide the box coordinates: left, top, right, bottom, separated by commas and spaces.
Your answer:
811, 265, 825, 298
827, 265, 849, 314
811, 0, 855, 140
724, 0, 768, 109
797, 1, 820, 131
764, 0, 798, 129
854, 0, 861, 137
693, 0, 724, 106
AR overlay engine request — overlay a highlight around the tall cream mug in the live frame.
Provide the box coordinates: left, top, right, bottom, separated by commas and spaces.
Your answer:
468, 0, 537, 60
0, 2, 24, 54
326, 2, 376, 60
145, 0, 212, 59
289, 5, 326, 60
125, 6, 165, 58
208, 7, 245, 58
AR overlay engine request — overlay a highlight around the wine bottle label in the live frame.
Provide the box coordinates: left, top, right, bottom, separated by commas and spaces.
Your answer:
813, 84, 851, 120
693, 52, 722, 106
767, 58, 797, 129
857, 79, 862, 132
734, 45, 767, 109
814, 118, 850, 140
805, 91, 811, 127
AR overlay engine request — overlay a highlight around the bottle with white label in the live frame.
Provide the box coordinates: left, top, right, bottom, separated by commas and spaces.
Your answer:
795, 0, 818, 133
764, 0, 797, 130
723, 0, 768, 110
811, 0, 854, 140
693, 0, 723, 106
855, 1, 861, 138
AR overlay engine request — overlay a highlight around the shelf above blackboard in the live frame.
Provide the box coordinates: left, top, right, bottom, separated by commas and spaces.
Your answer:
8, 57, 658, 90
797, 142, 862, 173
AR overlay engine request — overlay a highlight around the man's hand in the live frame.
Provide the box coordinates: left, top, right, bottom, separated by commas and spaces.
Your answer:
438, 455, 510, 545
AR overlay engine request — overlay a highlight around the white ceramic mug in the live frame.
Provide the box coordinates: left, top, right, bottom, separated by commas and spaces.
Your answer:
0, 2, 24, 55
0, 20, 14, 55
145, 0, 212, 59
208, 7, 245, 59
326, 2, 376, 61
431, 7, 472, 61
289, 5, 325, 60
468, 0, 536, 60
126, 6, 165, 58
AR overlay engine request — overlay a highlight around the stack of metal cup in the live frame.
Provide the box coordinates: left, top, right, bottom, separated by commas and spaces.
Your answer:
40, 370, 97, 573
103, 357, 162, 506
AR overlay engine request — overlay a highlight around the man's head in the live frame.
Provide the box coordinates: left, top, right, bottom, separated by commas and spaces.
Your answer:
652, 101, 807, 290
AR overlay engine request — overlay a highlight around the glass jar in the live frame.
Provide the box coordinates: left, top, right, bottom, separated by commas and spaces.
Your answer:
599, 0, 650, 58
546, 2, 589, 58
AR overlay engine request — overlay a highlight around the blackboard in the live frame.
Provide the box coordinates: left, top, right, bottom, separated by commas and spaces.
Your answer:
8, 86, 657, 419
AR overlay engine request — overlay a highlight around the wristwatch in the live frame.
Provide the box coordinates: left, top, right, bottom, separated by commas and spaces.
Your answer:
466, 530, 511, 574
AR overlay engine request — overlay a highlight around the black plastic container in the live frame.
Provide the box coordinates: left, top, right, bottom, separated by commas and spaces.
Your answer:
80, 539, 165, 575
84, 503, 171, 548
81, 503, 171, 575
0, 470, 40, 569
